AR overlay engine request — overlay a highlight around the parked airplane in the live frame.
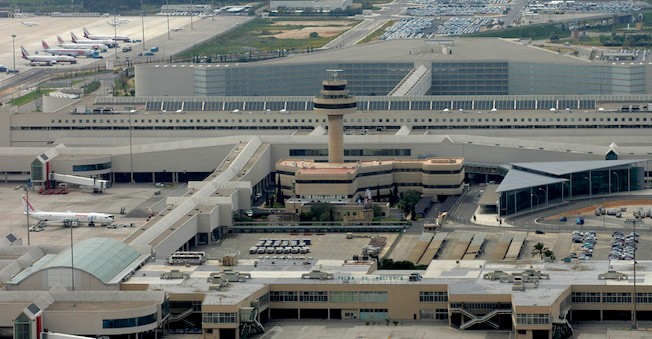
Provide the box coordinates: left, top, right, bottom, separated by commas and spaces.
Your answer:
21, 21, 39, 27
171, 27, 184, 32
71, 32, 117, 48
22, 195, 114, 226
57, 36, 107, 52
42, 41, 95, 57
83, 27, 130, 42
21, 46, 76, 65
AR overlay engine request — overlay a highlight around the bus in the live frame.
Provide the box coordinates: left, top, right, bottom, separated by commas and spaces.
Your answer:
168, 251, 208, 265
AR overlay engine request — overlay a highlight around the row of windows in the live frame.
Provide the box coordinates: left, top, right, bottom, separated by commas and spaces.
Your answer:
515, 313, 550, 325
450, 302, 511, 310
419, 291, 449, 302
289, 149, 412, 157
419, 309, 449, 320
300, 291, 328, 302
102, 313, 157, 328
54, 114, 652, 126
202, 312, 237, 324
570, 292, 652, 303
148, 99, 597, 112
270, 291, 388, 303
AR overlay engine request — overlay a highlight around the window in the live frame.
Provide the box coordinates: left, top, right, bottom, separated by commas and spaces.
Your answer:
72, 162, 111, 172
330, 291, 358, 303
270, 291, 298, 302
419, 291, 448, 302
603, 292, 631, 303
436, 309, 448, 320
571, 292, 600, 303
300, 291, 328, 302
202, 312, 237, 323
516, 313, 550, 325
420, 309, 434, 319
359, 291, 388, 303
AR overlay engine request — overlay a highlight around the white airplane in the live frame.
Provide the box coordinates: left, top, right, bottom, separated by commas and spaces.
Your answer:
171, 27, 184, 32
41, 41, 95, 57
71, 32, 117, 48
21, 21, 39, 27
57, 36, 107, 51
21, 46, 77, 65
83, 27, 130, 42
22, 195, 114, 226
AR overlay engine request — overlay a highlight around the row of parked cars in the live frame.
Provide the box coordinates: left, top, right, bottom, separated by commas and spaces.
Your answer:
609, 231, 638, 260
571, 230, 596, 260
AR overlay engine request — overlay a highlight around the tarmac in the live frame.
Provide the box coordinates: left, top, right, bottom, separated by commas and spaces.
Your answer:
0, 14, 248, 79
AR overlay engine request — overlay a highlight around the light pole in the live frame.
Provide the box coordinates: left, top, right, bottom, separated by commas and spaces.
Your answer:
613, 172, 620, 193
129, 110, 134, 183
531, 193, 539, 208
584, 176, 592, 198
538, 187, 547, 206
625, 216, 643, 329
190, 0, 194, 31
113, 10, 118, 63
11, 34, 16, 74
141, 0, 146, 51
167, 0, 171, 40
70, 220, 75, 291
24, 185, 30, 246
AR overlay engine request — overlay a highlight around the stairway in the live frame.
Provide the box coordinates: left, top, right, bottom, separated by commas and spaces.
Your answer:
451, 307, 512, 330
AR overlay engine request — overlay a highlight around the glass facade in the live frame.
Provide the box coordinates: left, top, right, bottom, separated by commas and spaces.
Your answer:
516, 313, 550, 325
419, 291, 448, 302
197, 63, 413, 96
72, 162, 111, 172
430, 62, 509, 95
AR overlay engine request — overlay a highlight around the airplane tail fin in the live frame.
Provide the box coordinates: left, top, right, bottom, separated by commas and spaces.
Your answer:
20, 46, 29, 59
71, 32, 78, 42
57, 35, 64, 44
21, 195, 39, 214
83, 27, 90, 38
41, 40, 49, 50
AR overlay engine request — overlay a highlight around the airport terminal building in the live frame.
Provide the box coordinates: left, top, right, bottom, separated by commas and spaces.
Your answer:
4, 39, 652, 339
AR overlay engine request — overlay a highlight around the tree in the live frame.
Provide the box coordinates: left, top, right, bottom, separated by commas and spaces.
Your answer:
543, 249, 556, 261
398, 189, 421, 221
531, 242, 549, 259
309, 32, 319, 38
389, 185, 399, 206
275, 175, 284, 206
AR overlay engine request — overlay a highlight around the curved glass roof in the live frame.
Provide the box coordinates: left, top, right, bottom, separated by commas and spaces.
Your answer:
10, 238, 140, 285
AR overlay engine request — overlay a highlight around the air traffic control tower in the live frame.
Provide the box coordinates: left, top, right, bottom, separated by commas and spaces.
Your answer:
313, 71, 357, 163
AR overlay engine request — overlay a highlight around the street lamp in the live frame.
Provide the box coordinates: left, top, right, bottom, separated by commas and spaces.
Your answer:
613, 172, 620, 193
129, 110, 135, 183
625, 216, 644, 329
11, 34, 16, 74
531, 193, 539, 208
538, 187, 547, 206
584, 176, 592, 198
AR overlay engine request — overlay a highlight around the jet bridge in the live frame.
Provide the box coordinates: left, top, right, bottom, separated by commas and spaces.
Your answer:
49, 173, 110, 192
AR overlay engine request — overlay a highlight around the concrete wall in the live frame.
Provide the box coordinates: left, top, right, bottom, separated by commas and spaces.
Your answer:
0, 110, 11, 147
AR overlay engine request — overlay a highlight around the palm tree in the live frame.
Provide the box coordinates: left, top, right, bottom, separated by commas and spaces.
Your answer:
531, 242, 549, 259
